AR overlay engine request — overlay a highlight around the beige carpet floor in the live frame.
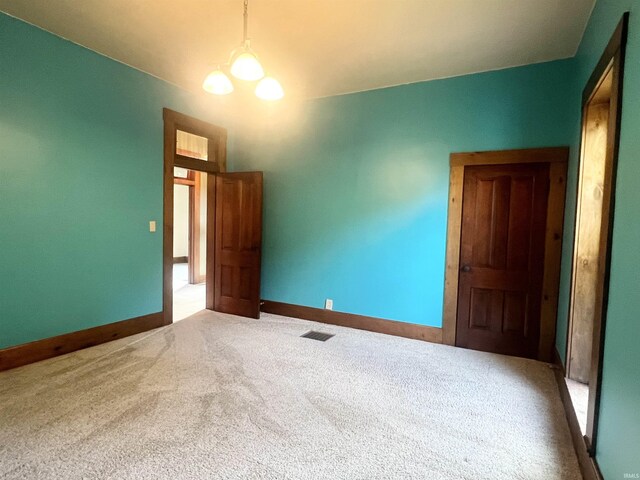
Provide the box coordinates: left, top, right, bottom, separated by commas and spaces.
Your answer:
0, 311, 581, 480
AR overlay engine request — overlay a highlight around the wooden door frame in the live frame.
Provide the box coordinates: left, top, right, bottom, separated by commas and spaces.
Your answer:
565, 13, 628, 455
442, 147, 569, 361
163, 108, 227, 325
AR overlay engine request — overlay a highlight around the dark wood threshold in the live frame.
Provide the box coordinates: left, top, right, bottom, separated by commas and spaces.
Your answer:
261, 300, 443, 344
173, 256, 188, 264
552, 349, 604, 480
0, 312, 166, 372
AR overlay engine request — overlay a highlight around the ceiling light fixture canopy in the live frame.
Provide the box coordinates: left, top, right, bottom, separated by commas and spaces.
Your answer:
203, 0, 282, 100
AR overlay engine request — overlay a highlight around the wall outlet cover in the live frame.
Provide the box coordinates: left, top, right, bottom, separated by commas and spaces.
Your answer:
325, 299, 333, 310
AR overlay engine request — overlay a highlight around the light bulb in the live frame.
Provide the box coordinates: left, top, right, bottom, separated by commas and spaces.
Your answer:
255, 76, 284, 101
202, 69, 234, 95
230, 51, 265, 81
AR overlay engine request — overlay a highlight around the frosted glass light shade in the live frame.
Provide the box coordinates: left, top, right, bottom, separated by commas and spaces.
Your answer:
202, 70, 234, 95
230, 51, 265, 81
255, 76, 284, 100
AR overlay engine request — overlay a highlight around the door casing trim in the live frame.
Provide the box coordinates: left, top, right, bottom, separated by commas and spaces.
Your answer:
442, 147, 569, 361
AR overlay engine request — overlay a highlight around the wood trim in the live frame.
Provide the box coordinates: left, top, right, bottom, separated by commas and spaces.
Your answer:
442, 164, 464, 345
450, 147, 569, 167
174, 154, 220, 174
173, 256, 188, 264
215, 130, 228, 173
0, 312, 165, 372
582, 13, 629, 107
205, 173, 216, 310
443, 147, 569, 359
565, 13, 629, 453
566, 103, 604, 383
262, 300, 443, 344
163, 108, 227, 325
163, 108, 227, 139
553, 349, 604, 480
173, 177, 196, 186
538, 161, 568, 361
163, 110, 176, 324
189, 171, 201, 284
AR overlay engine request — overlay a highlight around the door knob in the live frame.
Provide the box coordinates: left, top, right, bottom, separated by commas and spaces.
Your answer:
461, 264, 471, 273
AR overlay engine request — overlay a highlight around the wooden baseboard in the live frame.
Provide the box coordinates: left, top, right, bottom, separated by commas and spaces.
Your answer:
0, 312, 166, 372
173, 256, 188, 264
261, 300, 443, 344
552, 349, 603, 480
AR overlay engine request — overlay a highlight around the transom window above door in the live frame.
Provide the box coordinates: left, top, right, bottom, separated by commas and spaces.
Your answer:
176, 130, 208, 161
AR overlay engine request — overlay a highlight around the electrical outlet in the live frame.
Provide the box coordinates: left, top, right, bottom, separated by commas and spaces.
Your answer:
325, 299, 333, 310
149, 221, 156, 233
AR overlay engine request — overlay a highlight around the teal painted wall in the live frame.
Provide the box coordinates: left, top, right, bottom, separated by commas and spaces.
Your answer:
0, 13, 236, 349
234, 59, 576, 327
554, 1, 640, 478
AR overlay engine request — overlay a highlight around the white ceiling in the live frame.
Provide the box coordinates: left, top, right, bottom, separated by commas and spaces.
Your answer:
0, 0, 595, 99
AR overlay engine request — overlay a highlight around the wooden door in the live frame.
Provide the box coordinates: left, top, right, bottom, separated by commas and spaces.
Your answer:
213, 172, 263, 318
456, 163, 550, 358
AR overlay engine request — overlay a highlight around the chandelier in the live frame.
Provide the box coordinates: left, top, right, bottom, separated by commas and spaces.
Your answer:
202, 0, 284, 100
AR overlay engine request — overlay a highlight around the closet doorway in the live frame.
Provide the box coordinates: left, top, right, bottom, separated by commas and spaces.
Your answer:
565, 14, 628, 454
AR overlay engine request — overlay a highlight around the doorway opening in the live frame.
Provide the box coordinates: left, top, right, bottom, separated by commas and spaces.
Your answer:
565, 14, 627, 453
173, 166, 208, 321
163, 109, 227, 325
163, 109, 264, 325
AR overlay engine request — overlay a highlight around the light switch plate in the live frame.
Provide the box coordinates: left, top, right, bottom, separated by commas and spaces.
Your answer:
149, 221, 156, 233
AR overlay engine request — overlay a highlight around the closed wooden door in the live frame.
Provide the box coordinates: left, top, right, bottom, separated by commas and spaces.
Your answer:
456, 163, 549, 358
213, 172, 263, 318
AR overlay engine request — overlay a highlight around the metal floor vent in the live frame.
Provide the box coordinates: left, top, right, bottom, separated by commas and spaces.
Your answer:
301, 330, 335, 342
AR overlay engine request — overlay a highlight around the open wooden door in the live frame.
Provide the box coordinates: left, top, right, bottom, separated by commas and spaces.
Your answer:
212, 172, 263, 318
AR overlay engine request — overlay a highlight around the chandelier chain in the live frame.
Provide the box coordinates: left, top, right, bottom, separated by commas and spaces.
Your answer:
243, 0, 249, 43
